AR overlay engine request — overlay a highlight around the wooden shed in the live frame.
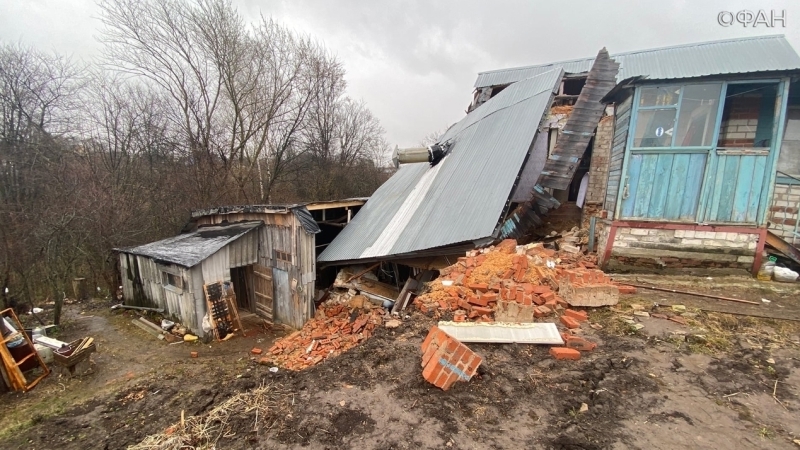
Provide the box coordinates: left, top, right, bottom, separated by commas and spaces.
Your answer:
118, 205, 321, 335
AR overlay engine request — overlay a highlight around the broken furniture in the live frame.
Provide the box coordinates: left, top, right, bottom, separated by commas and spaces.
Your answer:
0, 308, 50, 392
52, 337, 96, 377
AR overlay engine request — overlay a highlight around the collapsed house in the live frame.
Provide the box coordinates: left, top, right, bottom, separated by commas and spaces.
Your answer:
321, 34, 800, 276
117, 200, 366, 335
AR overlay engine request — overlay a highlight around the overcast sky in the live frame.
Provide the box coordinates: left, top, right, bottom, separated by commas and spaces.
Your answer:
1, 0, 798, 148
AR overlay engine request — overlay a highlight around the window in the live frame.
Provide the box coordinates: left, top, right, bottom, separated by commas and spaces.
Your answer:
633, 84, 722, 148
275, 250, 291, 263
162, 271, 183, 290
716, 83, 778, 148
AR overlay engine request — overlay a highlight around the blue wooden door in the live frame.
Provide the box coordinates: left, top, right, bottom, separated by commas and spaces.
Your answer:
620, 152, 707, 220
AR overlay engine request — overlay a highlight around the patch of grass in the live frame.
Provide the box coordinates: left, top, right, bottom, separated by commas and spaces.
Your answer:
758, 426, 774, 439
0, 398, 68, 440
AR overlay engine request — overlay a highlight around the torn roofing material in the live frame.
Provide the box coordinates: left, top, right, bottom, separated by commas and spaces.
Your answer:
190, 204, 321, 234
118, 221, 263, 268
474, 35, 800, 88
318, 68, 564, 264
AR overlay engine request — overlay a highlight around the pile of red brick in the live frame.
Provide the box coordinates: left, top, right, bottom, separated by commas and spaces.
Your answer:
264, 303, 384, 371
414, 239, 622, 321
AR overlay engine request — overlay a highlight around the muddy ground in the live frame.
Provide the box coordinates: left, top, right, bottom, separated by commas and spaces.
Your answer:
1, 274, 799, 449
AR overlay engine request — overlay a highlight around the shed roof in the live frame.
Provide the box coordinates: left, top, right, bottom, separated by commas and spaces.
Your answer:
119, 221, 263, 268
190, 205, 321, 234
318, 68, 563, 264
474, 35, 800, 88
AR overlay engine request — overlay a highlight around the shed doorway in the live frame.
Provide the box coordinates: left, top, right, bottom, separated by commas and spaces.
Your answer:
229, 266, 254, 312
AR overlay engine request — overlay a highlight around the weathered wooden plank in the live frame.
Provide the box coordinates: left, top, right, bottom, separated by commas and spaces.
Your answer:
633, 154, 658, 217
716, 155, 741, 222
663, 153, 689, 219
621, 154, 643, 217
746, 155, 768, 223
649, 153, 675, 219
732, 155, 757, 222
683, 153, 707, 219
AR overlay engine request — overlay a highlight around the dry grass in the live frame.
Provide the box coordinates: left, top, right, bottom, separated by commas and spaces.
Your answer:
130, 383, 291, 450
589, 294, 800, 354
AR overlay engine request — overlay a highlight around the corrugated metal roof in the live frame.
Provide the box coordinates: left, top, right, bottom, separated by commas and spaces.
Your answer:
119, 221, 263, 268
475, 35, 800, 88
319, 69, 563, 264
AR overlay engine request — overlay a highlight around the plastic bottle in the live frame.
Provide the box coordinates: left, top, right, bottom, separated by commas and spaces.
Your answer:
757, 260, 775, 281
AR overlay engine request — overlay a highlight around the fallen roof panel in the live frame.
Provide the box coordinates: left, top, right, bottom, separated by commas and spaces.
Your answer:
437, 321, 564, 344
318, 69, 563, 264
475, 35, 800, 88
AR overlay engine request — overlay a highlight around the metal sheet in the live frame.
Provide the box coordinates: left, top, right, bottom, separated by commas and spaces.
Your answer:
319, 69, 563, 263
118, 221, 262, 268
539, 49, 620, 190
475, 35, 800, 88
437, 321, 564, 345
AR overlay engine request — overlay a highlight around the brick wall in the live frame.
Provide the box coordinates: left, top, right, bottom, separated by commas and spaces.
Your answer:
768, 182, 800, 241
604, 226, 759, 270
718, 95, 761, 147
582, 114, 614, 227
585, 116, 614, 204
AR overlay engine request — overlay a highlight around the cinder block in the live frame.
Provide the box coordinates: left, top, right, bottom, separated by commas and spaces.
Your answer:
630, 228, 648, 236
681, 238, 702, 245
683, 230, 695, 238
674, 230, 685, 238
737, 255, 755, 263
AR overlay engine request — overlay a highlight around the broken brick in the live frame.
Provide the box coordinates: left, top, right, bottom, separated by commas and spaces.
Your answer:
617, 285, 637, 294
564, 309, 588, 322
563, 336, 597, 352
471, 306, 493, 316
468, 283, 489, 292
549, 347, 581, 361
560, 315, 581, 329
467, 296, 488, 307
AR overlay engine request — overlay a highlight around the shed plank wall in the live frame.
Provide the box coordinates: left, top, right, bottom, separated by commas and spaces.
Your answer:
606, 94, 632, 216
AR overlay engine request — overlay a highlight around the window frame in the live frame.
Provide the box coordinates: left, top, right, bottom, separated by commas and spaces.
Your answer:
631, 82, 725, 150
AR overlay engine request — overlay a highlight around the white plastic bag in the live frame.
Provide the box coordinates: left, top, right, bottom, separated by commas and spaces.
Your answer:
773, 266, 798, 283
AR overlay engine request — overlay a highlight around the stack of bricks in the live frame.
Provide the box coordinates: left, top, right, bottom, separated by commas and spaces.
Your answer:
415, 239, 619, 320
265, 303, 384, 371
557, 268, 620, 307
420, 326, 482, 390
550, 309, 597, 361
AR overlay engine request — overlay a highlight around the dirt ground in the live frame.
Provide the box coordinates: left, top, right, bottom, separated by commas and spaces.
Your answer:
1, 274, 799, 449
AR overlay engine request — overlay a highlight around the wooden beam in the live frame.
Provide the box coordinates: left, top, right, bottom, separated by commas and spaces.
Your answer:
304, 200, 367, 211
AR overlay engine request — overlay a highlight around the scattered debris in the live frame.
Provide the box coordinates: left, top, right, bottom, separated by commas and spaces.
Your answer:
385, 319, 402, 329
266, 303, 384, 371
190, 351, 198, 358
421, 326, 482, 390
414, 238, 619, 319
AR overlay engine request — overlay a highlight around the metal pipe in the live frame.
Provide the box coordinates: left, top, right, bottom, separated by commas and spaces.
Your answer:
588, 216, 597, 252
627, 284, 760, 305
395, 148, 430, 165
110, 304, 165, 313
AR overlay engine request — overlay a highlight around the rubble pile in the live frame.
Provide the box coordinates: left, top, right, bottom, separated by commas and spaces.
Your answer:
266, 302, 384, 371
414, 238, 623, 321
